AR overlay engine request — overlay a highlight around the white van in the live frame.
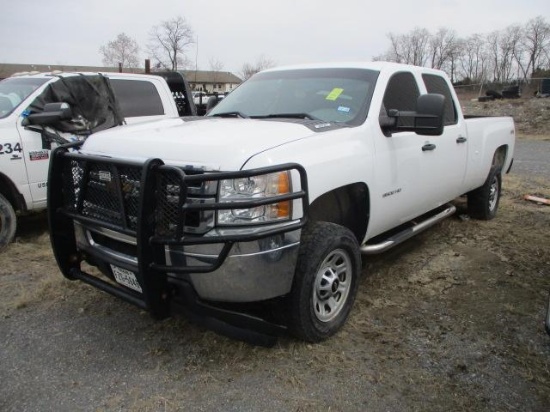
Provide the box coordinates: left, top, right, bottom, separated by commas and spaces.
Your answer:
0, 71, 184, 247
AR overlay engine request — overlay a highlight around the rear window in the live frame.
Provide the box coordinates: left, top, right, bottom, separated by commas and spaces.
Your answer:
422, 74, 457, 125
109, 79, 164, 118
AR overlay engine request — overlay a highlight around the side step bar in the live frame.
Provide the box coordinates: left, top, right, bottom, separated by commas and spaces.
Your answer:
361, 204, 456, 255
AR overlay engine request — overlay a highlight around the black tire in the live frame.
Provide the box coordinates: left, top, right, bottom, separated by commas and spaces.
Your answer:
287, 222, 361, 342
0, 193, 17, 249
467, 166, 502, 220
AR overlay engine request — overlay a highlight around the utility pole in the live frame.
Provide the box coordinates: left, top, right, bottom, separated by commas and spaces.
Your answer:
194, 35, 199, 90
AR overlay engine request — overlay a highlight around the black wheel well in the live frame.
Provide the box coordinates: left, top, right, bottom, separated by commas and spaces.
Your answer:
0, 173, 25, 213
308, 183, 369, 243
493, 145, 508, 170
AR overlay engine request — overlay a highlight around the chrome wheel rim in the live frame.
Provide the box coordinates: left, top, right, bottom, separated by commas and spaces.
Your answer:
488, 176, 499, 212
313, 248, 352, 323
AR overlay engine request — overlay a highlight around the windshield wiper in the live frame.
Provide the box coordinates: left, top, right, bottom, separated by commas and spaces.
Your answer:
210, 111, 250, 118
252, 113, 321, 121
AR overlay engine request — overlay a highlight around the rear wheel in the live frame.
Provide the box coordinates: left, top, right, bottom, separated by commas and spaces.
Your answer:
0, 193, 17, 249
468, 166, 502, 220
287, 222, 361, 342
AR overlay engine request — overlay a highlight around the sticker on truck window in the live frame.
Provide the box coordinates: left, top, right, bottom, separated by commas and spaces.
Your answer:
326, 88, 344, 101
337, 106, 351, 113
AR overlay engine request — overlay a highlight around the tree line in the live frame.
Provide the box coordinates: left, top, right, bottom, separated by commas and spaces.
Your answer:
99, 16, 274, 81
102, 15, 549, 84
374, 16, 550, 84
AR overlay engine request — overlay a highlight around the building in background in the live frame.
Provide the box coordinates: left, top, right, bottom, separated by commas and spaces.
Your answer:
0, 63, 242, 92
183, 70, 241, 93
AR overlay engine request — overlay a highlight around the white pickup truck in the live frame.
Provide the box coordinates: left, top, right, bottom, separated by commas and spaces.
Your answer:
47, 62, 515, 345
0, 71, 195, 247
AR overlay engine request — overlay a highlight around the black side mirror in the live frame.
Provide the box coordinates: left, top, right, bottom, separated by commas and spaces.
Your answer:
381, 93, 445, 136
414, 94, 445, 136
25, 102, 73, 126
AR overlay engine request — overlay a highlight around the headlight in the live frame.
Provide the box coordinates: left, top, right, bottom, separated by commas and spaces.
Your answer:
217, 171, 291, 225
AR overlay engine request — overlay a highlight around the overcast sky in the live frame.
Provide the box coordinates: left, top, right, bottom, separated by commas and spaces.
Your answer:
1, 0, 548, 75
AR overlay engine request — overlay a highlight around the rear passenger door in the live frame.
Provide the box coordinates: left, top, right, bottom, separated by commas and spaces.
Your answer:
421, 73, 468, 203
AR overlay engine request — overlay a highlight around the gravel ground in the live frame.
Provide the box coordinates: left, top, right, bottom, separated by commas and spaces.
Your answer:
1, 97, 549, 412
514, 139, 550, 179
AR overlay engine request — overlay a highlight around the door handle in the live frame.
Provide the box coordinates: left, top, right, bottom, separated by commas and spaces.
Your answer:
456, 136, 467, 143
422, 143, 436, 151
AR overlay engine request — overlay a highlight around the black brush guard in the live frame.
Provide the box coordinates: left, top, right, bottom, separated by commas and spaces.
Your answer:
48, 142, 309, 345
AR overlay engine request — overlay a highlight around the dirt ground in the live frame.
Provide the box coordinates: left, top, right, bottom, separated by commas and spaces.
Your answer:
1, 97, 550, 411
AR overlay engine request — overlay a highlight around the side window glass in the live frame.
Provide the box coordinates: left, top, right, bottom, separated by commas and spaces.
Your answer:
382, 72, 419, 128
422, 74, 457, 125
110, 79, 164, 118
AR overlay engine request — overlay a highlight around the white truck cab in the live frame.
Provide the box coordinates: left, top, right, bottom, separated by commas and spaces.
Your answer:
0, 71, 188, 247
47, 62, 515, 345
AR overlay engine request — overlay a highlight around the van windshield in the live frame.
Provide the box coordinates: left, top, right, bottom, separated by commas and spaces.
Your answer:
0, 77, 49, 119
208, 68, 379, 126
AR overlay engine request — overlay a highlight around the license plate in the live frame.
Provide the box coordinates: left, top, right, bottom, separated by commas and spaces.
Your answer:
110, 264, 142, 293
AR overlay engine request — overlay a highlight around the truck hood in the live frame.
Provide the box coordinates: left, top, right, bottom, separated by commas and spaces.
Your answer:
81, 117, 317, 170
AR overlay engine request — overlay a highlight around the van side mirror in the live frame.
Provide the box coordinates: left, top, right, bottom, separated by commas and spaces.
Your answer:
380, 93, 445, 136
25, 102, 73, 126
205, 95, 220, 113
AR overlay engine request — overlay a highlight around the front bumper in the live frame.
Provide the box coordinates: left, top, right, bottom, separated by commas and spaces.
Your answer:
74, 221, 301, 302
47, 143, 309, 329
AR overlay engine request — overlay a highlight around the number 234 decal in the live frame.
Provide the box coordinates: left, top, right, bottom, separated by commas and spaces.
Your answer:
0, 142, 23, 155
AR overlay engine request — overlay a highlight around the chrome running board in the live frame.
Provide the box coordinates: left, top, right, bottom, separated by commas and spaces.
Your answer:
360, 204, 456, 255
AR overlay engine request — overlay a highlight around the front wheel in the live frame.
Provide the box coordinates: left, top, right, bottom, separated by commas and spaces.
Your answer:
287, 222, 361, 342
0, 193, 17, 249
467, 166, 502, 220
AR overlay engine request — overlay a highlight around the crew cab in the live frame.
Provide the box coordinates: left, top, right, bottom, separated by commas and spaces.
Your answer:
47, 62, 515, 345
0, 71, 195, 247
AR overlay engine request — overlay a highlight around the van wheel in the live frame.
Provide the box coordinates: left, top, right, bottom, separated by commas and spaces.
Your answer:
0, 193, 17, 249
287, 222, 361, 342
467, 166, 502, 220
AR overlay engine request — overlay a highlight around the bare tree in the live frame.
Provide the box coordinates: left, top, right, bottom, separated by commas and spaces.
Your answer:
378, 28, 431, 66
385, 32, 408, 63
408, 28, 431, 66
499, 25, 524, 82
506, 25, 529, 81
486, 31, 503, 81
148, 16, 195, 71
459, 34, 488, 82
209, 58, 224, 72
429, 28, 458, 69
376, 17, 550, 83
523, 16, 550, 76
208, 58, 225, 90
99, 33, 140, 69
447, 40, 464, 84
239, 55, 276, 80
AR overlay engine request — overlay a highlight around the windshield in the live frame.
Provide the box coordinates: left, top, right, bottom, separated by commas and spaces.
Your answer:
0, 77, 49, 119
208, 68, 379, 126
